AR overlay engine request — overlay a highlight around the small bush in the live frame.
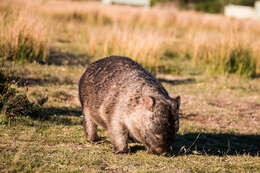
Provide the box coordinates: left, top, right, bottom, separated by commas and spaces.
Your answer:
193, 1, 223, 13
0, 70, 47, 125
152, 0, 258, 13
0, 70, 15, 110
1, 93, 34, 123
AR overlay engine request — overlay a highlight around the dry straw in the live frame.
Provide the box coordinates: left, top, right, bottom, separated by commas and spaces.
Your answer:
0, 0, 49, 62
1, 0, 260, 76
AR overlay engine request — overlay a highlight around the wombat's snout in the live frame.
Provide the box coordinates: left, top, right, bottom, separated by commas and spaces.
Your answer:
149, 144, 172, 156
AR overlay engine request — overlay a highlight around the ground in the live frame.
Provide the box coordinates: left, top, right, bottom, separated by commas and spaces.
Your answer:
1, 0, 260, 172
0, 62, 259, 172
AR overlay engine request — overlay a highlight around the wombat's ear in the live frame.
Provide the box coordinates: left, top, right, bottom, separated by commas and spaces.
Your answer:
175, 96, 181, 109
143, 96, 155, 110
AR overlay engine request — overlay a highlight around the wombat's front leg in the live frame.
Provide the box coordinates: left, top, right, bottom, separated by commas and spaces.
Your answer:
83, 109, 100, 142
108, 120, 128, 154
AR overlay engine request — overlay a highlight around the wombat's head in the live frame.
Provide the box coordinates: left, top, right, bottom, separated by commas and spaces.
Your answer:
140, 95, 180, 155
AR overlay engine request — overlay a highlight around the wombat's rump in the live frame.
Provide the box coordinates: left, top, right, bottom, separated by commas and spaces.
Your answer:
79, 56, 180, 155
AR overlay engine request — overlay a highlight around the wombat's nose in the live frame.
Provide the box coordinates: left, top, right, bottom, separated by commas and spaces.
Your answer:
152, 146, 171, 156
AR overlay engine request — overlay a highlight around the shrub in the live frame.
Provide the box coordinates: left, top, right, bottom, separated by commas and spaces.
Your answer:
0, 70, 47, 125
193, 1, 223, 13
0, 70, 15, 110
152, 0, 258, 13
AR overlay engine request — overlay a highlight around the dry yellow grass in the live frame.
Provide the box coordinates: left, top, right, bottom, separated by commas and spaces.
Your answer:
1, 0, 260, 75
0, 0, 49, 62
40, 0, 260, 75
81, 25, 176, 73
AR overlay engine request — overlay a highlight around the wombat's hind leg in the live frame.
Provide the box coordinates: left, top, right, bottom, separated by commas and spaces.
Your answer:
109, 122, 129, 154
83, 110, 100, 143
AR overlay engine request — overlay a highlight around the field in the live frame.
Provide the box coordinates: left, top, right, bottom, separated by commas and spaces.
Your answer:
0, 0, 260, 172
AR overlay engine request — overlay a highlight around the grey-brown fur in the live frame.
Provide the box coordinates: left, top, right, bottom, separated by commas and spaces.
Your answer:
79, 56, 180, 155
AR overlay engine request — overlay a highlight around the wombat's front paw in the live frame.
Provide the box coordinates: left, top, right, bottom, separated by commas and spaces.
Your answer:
114, 147, 129, 154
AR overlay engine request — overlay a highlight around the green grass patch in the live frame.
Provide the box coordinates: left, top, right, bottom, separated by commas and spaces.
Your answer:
152, 0, 258, 13
195, 47, 257, 78
224, 48, 257, 78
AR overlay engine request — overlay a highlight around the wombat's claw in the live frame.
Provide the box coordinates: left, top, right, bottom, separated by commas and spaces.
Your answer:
93, 139, 107, 144
115, 149, 129, 154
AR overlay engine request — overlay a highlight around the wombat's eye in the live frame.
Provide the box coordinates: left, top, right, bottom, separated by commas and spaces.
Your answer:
172, 104, 179, 113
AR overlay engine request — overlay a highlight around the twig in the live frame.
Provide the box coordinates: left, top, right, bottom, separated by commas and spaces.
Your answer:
187, 133, 201, 152
177, 133, 201, 155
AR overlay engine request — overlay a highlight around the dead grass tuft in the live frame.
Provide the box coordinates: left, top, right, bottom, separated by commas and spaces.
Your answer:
0, 1, 49, 63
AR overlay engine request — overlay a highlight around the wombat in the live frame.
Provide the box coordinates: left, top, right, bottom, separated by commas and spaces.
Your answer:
79, 56, 180, 155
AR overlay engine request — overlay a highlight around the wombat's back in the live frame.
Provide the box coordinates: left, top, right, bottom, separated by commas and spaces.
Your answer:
79, 56, 169, 114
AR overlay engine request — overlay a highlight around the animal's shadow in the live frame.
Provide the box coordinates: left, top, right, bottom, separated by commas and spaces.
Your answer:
173, 133, 260, 157
129, 133, 259, 157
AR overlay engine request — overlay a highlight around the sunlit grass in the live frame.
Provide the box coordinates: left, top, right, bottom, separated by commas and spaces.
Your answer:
0, 3, 49, 63
40, 0, 260, 76
1, 0, 259, 76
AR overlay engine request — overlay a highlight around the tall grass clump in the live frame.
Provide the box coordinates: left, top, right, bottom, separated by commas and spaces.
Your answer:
169, 28, 259, 77
223, 48, 256, 77
0, 9, 49, 63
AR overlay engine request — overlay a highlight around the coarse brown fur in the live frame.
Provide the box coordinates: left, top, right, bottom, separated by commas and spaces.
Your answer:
79, 56, 180, 155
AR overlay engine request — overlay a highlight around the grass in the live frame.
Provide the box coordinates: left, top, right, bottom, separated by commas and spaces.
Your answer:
0, 4, 49, 63
0, 0, 260, 172
1, 0, 260, 76
1, 61, 260, 172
